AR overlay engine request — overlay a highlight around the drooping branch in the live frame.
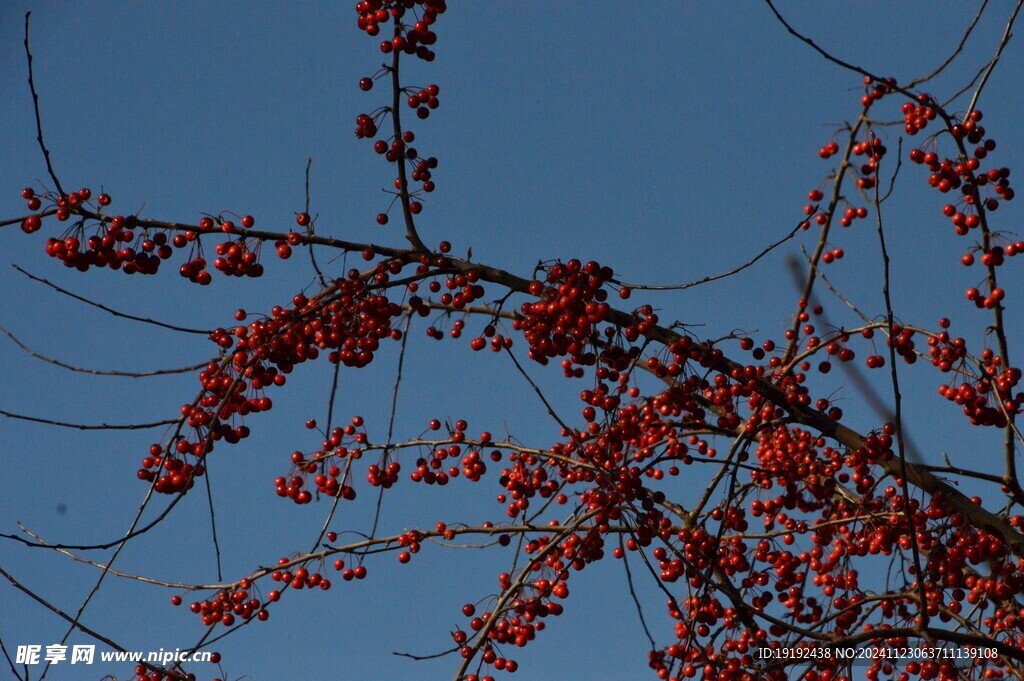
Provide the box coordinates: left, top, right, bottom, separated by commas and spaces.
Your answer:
0, 325, 213, 377
14, 265, 215, 335
0, 409, 183, 430
616, 219, 804, 292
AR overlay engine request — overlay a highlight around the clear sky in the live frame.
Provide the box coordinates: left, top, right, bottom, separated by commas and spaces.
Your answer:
1, 3, 1023, 681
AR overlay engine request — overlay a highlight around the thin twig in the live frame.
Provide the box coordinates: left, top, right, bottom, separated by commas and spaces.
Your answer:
1, 373, 245, 552
0, 409, 183, 430
450, 511, 599, 681
0, 635, 26, 681
24, 12, 64, 198
34, 370, 253, 678
502, 346, 578, 447
17, 525, 203, 588
916, 463, 1007, 486
202, 463, 223, 582
0, 325, 212, 377
367, 315, 411, 544
782, 115, 865, 363
311, 362, 346, 552
13, 265, 214, 335
871, 142, 929, 629
784, 255, 924, 463
304, 157, 328, 287
393, 645, 460, 661
619, 220, 803, 291
967, 0, 1024, 114
907, 0, 989, 88
940, 60, 990, 109
619, 535, 657, 649
0, 564, 186, 681
688, 430, 749, 523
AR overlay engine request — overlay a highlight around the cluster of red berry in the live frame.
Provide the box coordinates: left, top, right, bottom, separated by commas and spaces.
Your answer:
19, 187, 285, 284
513, 259, 614, 369
184, 580, 268, 628
356, 0, 444, 59
137, 446, 205, 494
937, 348, 1023, 428
274, 416, 369, 504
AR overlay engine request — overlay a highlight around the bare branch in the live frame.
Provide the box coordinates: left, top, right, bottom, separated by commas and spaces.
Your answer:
618, 219, 803, 291
967, 0, 1024, 114
0, 564, 188, 680
0, 409, 183, 430
13, 265, 215, 335
0, 325, 213, 377
907, 0, 990, 88
24, 12, 65, 198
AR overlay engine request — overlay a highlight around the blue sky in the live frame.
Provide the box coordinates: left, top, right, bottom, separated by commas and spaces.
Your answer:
2, 3, 1023, 681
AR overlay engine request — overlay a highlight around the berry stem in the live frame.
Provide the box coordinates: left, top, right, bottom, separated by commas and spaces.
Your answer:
389, 42, 427, 252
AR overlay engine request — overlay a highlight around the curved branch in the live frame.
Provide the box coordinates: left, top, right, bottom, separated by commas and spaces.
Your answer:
13, 265, 214, 335
619, 219, 803, 291
0, 409, 183, 430
0, 325, 213, 377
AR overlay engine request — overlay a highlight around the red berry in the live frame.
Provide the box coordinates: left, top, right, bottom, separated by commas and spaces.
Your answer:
21, 215, 42, 233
